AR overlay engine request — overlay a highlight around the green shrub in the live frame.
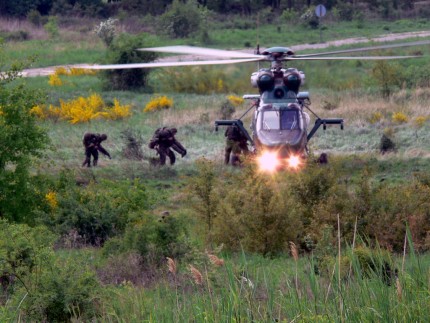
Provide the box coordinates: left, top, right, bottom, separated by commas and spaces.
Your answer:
44, 16, 59, 39
41, 179, 151, 245
103, 213, 190, 264
0, 221, 56, 293
102, 33, 158, 90
157, 0, 203, 38
20, 258, 101, 322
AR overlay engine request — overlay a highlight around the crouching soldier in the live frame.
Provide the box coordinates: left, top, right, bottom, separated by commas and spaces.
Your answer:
149, 127, 187, 166
82, 132, 111, 167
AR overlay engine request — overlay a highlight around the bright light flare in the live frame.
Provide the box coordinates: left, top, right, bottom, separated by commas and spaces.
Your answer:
287, 155, 301, 169
258, 151, 280, 172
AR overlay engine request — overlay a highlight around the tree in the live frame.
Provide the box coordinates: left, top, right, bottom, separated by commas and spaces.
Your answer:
0, 46, 50, 223
371, 61, 402, 98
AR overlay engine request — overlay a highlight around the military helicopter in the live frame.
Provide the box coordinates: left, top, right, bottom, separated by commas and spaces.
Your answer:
82, 40, 429, 171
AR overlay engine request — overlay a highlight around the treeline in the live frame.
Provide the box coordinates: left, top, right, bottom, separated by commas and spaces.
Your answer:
0, 0, 422, 18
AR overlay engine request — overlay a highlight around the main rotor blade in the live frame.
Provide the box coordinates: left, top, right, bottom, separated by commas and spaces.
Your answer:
138, 45, 261, 59
295, 40, 430, 58
286, 55, 422, 61
80, 58, 263, 70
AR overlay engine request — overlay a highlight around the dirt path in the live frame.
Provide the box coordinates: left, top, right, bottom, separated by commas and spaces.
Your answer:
20, 30, 430, 77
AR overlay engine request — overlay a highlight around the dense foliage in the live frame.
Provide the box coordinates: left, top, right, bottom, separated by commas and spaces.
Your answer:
188, 158, 430, 255
1, 0, 426, 18
0, 50, 49, 223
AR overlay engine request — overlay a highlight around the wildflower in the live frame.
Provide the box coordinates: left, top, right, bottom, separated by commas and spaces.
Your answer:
45, 191, 58, 209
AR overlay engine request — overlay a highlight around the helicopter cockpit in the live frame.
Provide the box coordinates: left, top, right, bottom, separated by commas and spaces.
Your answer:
254, 103, 308, 156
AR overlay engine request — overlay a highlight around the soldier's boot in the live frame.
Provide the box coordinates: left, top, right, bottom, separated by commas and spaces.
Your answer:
231, 155, 240, 166
82, 158, 91, 167
93, 159, 98, 167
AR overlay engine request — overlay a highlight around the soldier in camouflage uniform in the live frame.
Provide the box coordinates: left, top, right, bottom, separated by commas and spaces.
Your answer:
149, 127, 187, 166
224, 125, 249, 166
82, 132, 111, 167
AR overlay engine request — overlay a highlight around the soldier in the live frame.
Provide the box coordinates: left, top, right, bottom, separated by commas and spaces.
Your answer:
224, 125, 249, 166
82, 132, 111, 167
149, 127, 187, 166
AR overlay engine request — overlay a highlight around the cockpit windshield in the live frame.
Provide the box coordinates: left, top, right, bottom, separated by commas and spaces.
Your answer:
262, 109, 299, 131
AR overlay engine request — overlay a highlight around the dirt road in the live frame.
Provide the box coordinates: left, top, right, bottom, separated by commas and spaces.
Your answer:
20, 30, 430, 77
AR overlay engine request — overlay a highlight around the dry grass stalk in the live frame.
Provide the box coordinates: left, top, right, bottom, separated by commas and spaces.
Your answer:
396, 277, 402, 301
289, 242, 299, 262
348, 216, 358, 280
290, 241, 299, 296
402, 231, 407, 273
207, 253, 225, 267
166, 257, 177, 276
189, 265, 203, 285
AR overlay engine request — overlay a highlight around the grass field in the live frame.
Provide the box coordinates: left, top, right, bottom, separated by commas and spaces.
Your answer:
2, 15, 430, 321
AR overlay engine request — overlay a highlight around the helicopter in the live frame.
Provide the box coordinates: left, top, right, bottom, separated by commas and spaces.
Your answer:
80, 39, 429, 171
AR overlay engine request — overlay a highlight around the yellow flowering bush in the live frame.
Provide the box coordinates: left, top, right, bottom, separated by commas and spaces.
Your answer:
69, 67, 98, 76
48, 73, 63, 86
368, 112, 383, 124
54, 67, 69, 75
106, 99, 132, 120
392, 112, 408, 124
30, 105, 46, 118
45, 191, 58, 209
54, 67, 98, 76
414, 116, 427, 128
227, 95, 244, 107
144, 96, 173, 112
31, 93, 132, 124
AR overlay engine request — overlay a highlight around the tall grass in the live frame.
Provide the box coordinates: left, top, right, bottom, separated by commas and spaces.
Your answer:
97, 245, 430, 322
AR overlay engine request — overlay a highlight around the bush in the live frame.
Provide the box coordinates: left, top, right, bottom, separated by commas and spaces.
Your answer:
103, 213, 190, 264
44, 16, 59, 38
94, 17, 118, 47
102, 33, 158, 90
22, 259, 101, 322
120, 128, 144, 160
157, 0, 203, 38
40, 179, 151, 246
144, 95, 173, 112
